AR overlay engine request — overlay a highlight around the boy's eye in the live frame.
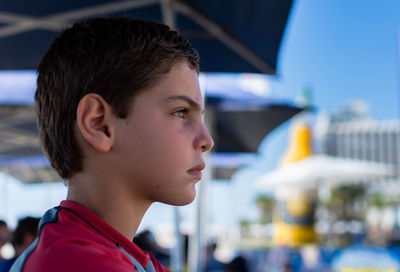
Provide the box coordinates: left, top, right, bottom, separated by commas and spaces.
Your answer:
173, 108, 189, 119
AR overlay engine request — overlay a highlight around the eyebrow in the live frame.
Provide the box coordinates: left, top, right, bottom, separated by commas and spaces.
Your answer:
165, 95, 204, 114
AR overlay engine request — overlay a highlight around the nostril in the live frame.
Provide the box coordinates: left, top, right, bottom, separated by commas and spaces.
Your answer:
201, 135, 214, 152
197, 124, 214, 152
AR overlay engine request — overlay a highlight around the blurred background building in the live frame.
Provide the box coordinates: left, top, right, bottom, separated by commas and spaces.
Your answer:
316, 101, 400, 189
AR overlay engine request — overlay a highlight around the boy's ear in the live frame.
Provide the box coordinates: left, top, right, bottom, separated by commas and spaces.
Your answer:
76, 93, 114, 152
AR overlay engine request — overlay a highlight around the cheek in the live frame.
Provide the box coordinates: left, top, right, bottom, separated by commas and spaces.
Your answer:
131, 129, 188, 171
140, 122, 189, 154
120, 117, 194, 175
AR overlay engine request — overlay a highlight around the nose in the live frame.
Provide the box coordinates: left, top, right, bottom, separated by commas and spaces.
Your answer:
196, 124, 214, 152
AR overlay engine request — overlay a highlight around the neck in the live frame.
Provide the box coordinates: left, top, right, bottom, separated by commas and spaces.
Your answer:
67, 172, 151, 241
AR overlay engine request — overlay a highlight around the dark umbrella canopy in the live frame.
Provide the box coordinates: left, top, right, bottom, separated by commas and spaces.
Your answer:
204, 73, 303, 153
0, 104, 60, 183
208, 96, 303, 179
0, 0, 293, 73
212, 103, 302, 153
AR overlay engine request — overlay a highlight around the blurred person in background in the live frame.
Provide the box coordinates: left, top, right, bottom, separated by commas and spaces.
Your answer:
0, 217, 40, 272
133, 230, 170, 267
225, 254, 249, 272
0, 220, 11, 262
204, 242, 225, 272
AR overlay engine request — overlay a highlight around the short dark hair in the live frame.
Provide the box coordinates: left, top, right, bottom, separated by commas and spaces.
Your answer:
35, 17, 200, 179
12, 217, 40, 247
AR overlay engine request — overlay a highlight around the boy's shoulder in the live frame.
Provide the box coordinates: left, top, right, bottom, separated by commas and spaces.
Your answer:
12, 201, 169, 272
25, 240, 131, 272
18, 202, 133, 272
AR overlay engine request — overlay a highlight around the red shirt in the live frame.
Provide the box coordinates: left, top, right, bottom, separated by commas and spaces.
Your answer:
13, 201, 170, 272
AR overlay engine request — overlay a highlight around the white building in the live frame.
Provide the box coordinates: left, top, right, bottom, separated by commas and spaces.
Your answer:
315, 102, 400, 192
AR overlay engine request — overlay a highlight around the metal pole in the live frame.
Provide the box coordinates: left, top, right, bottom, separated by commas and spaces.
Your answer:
4, 175, 8, 220
171, 206, 183, 272
160, 0, 176, 30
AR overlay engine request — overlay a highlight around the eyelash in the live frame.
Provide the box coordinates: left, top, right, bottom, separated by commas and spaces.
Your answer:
173, 108, 189, 119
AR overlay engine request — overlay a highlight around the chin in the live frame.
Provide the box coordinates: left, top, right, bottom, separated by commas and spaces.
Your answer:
164, 191, 197, 206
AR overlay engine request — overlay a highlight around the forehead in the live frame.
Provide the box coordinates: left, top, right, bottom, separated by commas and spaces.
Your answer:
136, 62, 204, 107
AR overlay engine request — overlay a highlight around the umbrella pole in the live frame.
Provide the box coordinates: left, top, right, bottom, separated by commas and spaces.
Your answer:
171, 206, 184, 272
3, 175, 8, 221
160, 0, 176, 30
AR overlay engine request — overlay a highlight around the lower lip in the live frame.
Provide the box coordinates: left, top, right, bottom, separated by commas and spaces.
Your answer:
188, 169, 202, 179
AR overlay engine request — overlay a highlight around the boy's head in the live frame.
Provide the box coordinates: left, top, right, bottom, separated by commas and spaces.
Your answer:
36, 17, 200, 179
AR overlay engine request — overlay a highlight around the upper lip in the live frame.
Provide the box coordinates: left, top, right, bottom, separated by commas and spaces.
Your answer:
189, 162, 205, 171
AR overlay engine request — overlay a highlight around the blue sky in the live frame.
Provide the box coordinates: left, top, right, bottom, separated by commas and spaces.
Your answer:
271, 0, 400, 120
1, 1, 400, 230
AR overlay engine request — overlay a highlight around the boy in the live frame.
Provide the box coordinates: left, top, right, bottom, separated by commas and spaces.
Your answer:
11, 17, 213, 272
